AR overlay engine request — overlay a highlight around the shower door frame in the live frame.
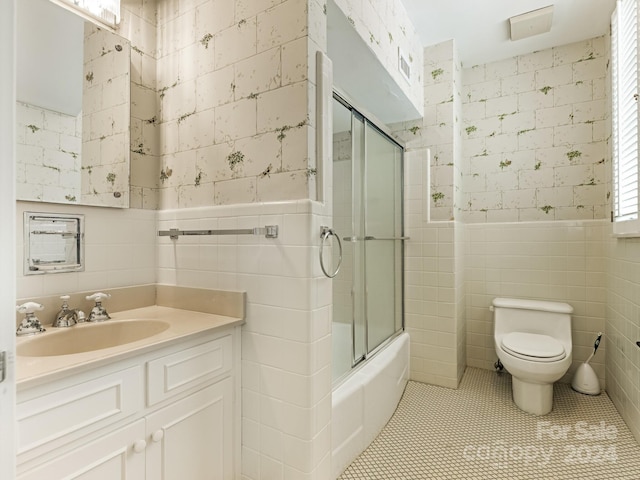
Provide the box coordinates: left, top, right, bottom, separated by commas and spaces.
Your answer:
333, 89, 406, 374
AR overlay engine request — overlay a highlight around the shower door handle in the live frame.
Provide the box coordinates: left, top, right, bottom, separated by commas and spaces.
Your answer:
364, 236, 410, 241
342, 236, 410, 241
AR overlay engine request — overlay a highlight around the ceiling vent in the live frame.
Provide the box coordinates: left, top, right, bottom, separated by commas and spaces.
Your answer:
509, 5, 554, 41
398, 48, 411, 83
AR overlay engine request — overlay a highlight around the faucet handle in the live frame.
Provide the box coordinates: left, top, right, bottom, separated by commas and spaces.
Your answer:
16, 302, 44, 314
86, 292, 111, 302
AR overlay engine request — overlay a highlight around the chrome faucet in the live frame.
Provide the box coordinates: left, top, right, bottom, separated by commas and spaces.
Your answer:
86, 292, 111, 322
53, 295, 78, 327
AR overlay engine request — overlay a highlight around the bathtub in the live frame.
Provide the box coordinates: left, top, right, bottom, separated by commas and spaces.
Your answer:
331, 327, 410, 478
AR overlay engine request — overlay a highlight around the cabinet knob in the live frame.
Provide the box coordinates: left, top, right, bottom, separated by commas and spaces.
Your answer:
151, 429, 164, 442
133, 439, 147, 453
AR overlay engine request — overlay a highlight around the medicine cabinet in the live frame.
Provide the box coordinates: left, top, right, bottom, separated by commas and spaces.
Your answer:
24, 212, 84, 275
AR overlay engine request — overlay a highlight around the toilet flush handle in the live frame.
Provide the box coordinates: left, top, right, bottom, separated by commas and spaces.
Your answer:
489, 306, 494, 312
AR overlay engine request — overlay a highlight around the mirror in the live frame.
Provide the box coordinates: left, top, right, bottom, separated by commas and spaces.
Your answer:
16, 0, 130, 208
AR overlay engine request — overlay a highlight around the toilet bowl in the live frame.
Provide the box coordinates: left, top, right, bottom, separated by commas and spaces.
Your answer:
492, 297, 573, 415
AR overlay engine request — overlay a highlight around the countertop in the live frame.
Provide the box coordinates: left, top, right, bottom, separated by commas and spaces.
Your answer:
17, 305, 244, 389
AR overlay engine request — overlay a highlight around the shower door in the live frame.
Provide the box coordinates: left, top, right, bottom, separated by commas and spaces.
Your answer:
331, 93, 404, 384
364, 120, 404, 353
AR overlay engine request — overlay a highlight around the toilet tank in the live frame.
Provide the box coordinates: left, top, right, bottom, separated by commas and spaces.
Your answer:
492, 297, 573, 340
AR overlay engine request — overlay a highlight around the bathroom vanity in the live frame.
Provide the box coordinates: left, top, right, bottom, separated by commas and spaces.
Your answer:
15, 306, 242, 479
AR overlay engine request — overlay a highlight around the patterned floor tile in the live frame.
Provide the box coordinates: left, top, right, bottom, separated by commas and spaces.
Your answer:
339, 367, 640, 480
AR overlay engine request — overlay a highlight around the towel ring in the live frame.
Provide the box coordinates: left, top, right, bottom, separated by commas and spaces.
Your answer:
319, 226, 342, 278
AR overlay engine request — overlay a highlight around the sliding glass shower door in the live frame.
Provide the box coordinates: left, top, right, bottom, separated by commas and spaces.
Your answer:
364, 121, 404, 353
331, 93, 404, 384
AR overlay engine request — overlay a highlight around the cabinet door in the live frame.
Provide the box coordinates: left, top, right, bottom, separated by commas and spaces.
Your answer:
18, 419, 146, 480
146, 378, 233, 480
17, 366, 143, 464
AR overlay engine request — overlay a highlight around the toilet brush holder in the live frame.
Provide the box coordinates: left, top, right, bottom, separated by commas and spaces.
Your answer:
571, 332, 602, 395
571, 362, 600, 395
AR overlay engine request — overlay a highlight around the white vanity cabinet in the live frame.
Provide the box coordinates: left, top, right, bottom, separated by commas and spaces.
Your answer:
18, 419, 147, 480
146, 378, 233, 479
16, 326, 240, 480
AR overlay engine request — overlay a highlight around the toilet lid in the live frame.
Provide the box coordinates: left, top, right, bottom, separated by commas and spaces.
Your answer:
501, 332, 566, 362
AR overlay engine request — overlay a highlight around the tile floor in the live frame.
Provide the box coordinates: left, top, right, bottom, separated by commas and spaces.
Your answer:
339, 367, 640, 480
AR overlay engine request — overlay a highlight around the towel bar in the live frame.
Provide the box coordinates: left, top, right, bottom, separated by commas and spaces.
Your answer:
158, 225, 278, 240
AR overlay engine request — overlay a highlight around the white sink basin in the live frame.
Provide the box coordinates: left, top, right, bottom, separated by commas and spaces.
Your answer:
17, 320, 170, 357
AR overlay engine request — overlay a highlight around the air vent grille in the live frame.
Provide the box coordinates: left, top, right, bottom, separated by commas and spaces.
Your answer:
398, 49, 411, 82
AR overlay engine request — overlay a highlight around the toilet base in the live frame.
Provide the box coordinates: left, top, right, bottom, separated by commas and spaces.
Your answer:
512, 377, 553, 415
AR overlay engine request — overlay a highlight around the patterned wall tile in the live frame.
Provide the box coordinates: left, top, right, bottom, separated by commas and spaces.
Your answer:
16, 103, 82, 204
460, 37, 610, 223
149, 0, 320, 209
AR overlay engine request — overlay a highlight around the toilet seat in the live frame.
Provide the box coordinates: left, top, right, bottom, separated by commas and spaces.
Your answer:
501, 332, 566, 362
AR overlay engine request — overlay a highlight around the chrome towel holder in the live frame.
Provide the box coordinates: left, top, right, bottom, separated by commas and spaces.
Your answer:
158, 225, 279, 240
319, 226, 342, 278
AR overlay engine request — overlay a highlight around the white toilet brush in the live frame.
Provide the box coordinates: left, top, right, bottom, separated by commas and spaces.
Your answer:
571, 332, 602, 395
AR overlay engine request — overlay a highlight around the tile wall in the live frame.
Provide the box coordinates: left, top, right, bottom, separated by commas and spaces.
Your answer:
606, 233, 640, 443
460, 37, 609, 223
404, 217, 459, 388
455, 220, 466, 382
453, 46, 467, 383
149, 0, 332, 477
465, 220, 608, 387
393, 41, 467, 388
157, 201, 333, 479
402, 147, 460, 388
601, 28, 640, 445
15, 201, 156, 299
395, 40, 462, 222
152, 0, 322, 209
438, 37, 614, 392
391, 36, 617, 398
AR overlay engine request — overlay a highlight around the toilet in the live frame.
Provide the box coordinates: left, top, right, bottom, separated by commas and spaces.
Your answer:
492, 297, 573, 415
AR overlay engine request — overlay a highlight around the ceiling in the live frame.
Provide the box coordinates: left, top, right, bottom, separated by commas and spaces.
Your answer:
401, 0, 617, 67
